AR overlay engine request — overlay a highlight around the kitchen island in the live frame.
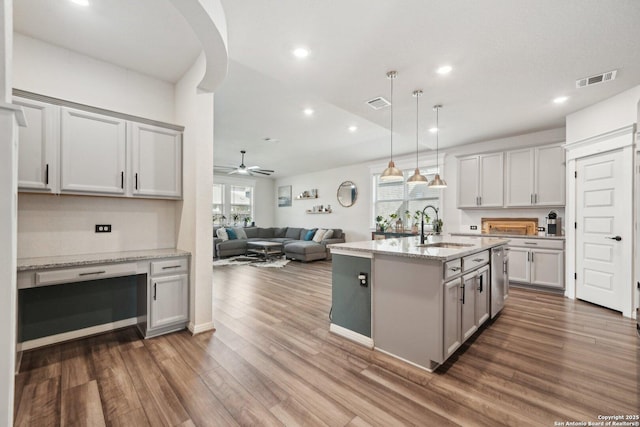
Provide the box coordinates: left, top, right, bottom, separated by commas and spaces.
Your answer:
329, 234, 509, 372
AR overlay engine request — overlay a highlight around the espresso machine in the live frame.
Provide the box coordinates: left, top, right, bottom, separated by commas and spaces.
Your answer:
546, 210, 561, 236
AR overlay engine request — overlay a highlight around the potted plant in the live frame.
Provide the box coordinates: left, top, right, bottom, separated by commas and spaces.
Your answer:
376, 215, 385, 232
412, 210, 430, 233
433, 218, 443, 234
243, 216, 252, 227
231, 213, 240, 225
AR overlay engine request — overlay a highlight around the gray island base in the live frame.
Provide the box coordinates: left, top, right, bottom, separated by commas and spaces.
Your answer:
329, 234, 509, 372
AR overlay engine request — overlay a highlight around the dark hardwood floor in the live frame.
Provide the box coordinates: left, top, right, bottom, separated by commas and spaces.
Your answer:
14, 259, 640, 426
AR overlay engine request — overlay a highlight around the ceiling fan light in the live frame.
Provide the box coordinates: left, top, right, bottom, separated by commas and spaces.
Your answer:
380, 160, 404, 182
428, 173, 448, 188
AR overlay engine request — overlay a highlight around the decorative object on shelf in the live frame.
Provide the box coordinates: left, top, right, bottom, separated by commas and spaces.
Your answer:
380, 71, 403, 182
297, 189, 319, 199
376, 215, 389, 232
395, 218, 404, 233
407, 90, 428, 186
433, 218, 444, 233
243, 216, 252, 227
428, 105, 447, 188
278, 185, 292, 207
231, 213, 240, 225
309, 204, 332, 214
337, 180, 357, 207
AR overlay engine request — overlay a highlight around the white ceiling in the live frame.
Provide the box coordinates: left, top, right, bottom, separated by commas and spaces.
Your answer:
14, 0, 640, 178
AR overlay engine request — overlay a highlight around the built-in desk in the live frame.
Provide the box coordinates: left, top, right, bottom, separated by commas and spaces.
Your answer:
17, 248, 190, 350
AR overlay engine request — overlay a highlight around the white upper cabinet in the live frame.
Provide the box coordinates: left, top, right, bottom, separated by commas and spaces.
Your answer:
14, 97, 58, 193
131, 123, 182, 198
457, 153, 504, 208
60, 107, 127, 195
505, 144, 565, 207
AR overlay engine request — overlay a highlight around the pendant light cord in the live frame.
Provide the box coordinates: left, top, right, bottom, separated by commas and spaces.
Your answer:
435, 105, 440, 173
390, 74, 394, 161
415, 93, 419, 168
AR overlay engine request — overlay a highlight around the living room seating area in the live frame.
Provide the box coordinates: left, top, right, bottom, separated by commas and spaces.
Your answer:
213, 226, 345, 261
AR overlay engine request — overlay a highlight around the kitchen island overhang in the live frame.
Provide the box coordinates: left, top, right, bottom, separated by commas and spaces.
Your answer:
328, 234, 509, 372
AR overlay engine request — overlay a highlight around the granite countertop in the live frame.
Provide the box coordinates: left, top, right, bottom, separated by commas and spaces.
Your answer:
17, 248, 191, 271
328, 234, 509, 261
450, 232, 565, 240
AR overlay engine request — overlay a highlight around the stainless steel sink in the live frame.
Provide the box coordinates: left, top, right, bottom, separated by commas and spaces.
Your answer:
416, 242, 475, 249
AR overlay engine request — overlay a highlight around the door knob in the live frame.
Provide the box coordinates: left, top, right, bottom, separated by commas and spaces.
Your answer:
607, 236, 622, 241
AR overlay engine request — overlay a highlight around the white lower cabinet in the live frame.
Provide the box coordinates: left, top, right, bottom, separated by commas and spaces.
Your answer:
475, 266, 490, 327
145, 257, 189, 337
443, 278, 462, 359
461, 273, 477, 341
507, 239, 564, 289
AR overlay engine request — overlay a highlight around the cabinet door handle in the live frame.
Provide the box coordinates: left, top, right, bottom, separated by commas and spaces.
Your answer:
531, 252, 534, 262
45, 164, 49, 185
449, 266, 461, 272
78, 270, 106, 276
606, 236, 622, 241
479, 275, 483, 293
527, 252, 530, 262
162, 265, 181, 270
530, 194, 533, 204
534, 194, 538, 204
473, 258, 484, 263
153, 283, 157, 301
461, 283, 466, 304
135, 173, 138, 190
478, 196, 482, 205
121, 171, 124, 189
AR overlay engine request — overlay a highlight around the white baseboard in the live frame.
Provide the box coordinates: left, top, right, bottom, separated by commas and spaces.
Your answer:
329, 323, 374, 349
374, 346, 438, 373
17, 317, 138, 351
188, 321, 215, 335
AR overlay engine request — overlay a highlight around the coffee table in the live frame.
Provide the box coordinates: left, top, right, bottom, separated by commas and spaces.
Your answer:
246, 241, 284, 261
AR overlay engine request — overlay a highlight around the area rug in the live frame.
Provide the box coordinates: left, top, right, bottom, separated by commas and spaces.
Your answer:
212, 255, 290, 268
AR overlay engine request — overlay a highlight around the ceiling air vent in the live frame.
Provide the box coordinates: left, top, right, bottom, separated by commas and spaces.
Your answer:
576, 69, 617, 88
366, 96, 391, 110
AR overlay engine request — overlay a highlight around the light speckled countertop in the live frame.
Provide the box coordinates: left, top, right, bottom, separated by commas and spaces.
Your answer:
450, 232, 565, 240
328, 234, 509, 261
18, 248, 190, 271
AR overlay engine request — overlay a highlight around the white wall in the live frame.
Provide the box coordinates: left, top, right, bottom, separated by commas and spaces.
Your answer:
566, 85, 640, 144
274, 163, 373, 243
175, 53, 215, 334
18, 194, 177, 258
13, 35, 182, 259
14, 34, 175, 123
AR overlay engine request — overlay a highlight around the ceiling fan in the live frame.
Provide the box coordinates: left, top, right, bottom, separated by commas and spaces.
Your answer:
214, 150, 274, 176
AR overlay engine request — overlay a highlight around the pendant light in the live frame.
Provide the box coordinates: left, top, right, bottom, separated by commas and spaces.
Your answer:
407, 90, 428, 186
428, 104, 448, 188
380, 70, 404, 182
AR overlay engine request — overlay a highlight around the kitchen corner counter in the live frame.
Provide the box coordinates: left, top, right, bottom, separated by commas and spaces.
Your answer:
18, 248, 191, 271
328, 234, 509, 261
450, 232, 565, 240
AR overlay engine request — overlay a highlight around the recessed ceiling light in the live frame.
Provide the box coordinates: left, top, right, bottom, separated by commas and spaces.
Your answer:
263, 137, 278, 143
436, 65, 452, 75
348, 125, 358, 132
303, 108, 314, 116
553, 96, 569, 104
70, 0, 89, 6
292, 47, 310, 59
429, 127, 438, 133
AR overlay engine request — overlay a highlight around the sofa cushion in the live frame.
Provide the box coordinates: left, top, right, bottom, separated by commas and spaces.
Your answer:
285, 227, 303, 239
216, 239, 247, 251
226, 227, 238, 240
285, 241, 326, 254
258, 227, 276, 238
312, 228, 327, 243
244, 227, 259, 238
303, 229, 316, 241
323, 229, 334, 239
331, 228, 343, 239
216, 227, 229, 241
274, 227, 287, 238
233, 227, 247, 239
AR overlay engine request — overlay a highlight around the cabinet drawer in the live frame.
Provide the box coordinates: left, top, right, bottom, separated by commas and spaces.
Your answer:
151, 258, 188, 276
444, 258, 462, 279
508, 238, 564, 250
32, 262, 138, 287
462, 250, 489, 272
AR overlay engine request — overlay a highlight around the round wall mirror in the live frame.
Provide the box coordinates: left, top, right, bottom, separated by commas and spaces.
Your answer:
337, 181, 358, 207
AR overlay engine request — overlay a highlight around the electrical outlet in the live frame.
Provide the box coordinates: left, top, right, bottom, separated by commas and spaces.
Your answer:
537, 227, 545, 232
95, 224, 112, 233
470, 225, 478, 230
358, 272, 368, 287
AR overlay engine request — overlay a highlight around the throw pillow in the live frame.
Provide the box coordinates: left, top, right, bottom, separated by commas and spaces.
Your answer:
233, 227, 247, 240
216, 227, 229, 241
313, 228, 327, 243
323, 229, 334, 240
304, 229, 316, 241
226, 227, 238, 240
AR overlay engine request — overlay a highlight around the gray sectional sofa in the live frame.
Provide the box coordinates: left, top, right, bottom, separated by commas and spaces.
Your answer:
213, 226, 345, 262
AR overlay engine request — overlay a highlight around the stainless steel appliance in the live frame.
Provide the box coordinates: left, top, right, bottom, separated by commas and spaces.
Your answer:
546, 210, 561, 236
490, 246, 509, 318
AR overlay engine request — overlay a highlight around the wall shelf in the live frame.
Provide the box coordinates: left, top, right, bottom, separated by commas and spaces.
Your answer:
306, 210, 332, 214
296, 195, 318, 200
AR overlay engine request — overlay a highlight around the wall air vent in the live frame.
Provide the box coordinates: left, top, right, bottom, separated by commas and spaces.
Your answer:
366, 96, 391, 110
576, 69, 617, 88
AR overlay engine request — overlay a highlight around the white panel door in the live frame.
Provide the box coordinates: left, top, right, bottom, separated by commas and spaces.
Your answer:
576, 149, 631, 312
507, 247, 530, 283
478, 153, 504, 207
505, 148, 534, 207
443, 278, 461, 359
460, 273, 477, 341
60, 108, 127, 195
475, 266, 490, 327
131, 123, 182, 198
535, 144, 565, 206
457, 156, 479, 208
150, 274, 189, 329
15, 97, 57, 192
530, 249, 564, 288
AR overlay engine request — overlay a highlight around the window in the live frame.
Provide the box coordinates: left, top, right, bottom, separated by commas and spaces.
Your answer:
372, 167, 441, 228
212, 182, 254, 225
